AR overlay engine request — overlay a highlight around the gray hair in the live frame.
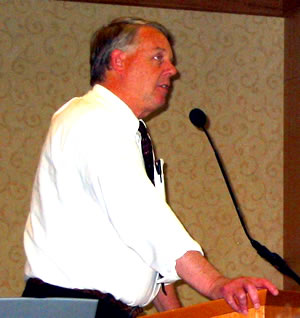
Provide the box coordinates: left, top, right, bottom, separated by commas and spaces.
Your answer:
90, 17, 174, 86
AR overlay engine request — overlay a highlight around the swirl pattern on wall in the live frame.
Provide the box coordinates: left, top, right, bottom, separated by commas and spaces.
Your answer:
0, 0, 283, 314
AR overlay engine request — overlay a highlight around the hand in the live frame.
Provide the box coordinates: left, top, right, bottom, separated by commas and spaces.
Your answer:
175, 251, 279, 315
214, 276, 279, 315
153, 284, 181, 312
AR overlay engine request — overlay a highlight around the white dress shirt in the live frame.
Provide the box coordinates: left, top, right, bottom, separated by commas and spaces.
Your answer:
24, 84, 203, 307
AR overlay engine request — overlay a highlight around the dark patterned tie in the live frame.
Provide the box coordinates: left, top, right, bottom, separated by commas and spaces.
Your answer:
138, 120, 167, 295
139, 121, 155, 185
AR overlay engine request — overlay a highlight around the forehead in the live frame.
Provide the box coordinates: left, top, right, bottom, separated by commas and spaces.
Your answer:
133, 26, 173, 56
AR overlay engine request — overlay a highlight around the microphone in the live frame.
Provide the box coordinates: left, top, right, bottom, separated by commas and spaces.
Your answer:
189, 108, 207, 129
189, 107, 300, 286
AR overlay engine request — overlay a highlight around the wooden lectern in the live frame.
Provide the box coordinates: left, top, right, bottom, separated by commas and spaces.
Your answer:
146, 290, 300, 317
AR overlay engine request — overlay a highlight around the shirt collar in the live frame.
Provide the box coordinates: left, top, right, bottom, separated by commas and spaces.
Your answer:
92, 84, 140, 135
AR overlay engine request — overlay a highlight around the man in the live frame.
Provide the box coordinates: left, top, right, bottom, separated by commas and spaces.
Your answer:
23, 17, 278, 317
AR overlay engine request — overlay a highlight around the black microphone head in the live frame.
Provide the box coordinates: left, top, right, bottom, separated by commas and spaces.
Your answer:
189, 108, 207, 129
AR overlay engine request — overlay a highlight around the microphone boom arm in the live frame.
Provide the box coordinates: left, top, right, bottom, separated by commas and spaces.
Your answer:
203, 128, 252, 242
202, 126, 300, 286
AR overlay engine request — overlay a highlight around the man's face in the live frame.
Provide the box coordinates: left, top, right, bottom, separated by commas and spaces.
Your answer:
121, 26, 177, 118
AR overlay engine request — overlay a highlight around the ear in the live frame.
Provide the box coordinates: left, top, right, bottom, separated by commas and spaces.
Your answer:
110, 49, 126, 71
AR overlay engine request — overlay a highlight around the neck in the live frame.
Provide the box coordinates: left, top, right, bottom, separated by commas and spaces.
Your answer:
99, 80, 147, 119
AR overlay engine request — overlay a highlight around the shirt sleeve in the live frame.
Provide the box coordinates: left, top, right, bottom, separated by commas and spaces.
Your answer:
79, 111, 203, 283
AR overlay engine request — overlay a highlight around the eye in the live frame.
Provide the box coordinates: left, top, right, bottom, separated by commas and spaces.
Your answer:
153, 54, 164, 64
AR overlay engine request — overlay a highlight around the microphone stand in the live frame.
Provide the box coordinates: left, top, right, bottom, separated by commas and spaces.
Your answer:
202, 125, 300, 286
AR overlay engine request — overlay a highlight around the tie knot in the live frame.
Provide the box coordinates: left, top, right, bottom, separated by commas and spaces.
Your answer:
138, 120, 155, 185
138, 120, 148, 137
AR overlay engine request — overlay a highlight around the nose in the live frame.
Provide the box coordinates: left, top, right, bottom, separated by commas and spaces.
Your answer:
170, 63, 178, 77
165, 60, 177, 78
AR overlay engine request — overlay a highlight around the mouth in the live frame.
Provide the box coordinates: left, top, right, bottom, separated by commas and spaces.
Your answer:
158, 83, 170, 91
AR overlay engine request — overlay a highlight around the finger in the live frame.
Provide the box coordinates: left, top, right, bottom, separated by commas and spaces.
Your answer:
234, 289, 248, 314
245, 283, 260, 309
259, 279, 279, 295
250, 278, 279, 296
225, 294, 242, 314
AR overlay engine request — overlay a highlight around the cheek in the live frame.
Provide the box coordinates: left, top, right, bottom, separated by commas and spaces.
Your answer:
128, 64, 148, 82
126, 63, 159, 91
136, 73, 156, 90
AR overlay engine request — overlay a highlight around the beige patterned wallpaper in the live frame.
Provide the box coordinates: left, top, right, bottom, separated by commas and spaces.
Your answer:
0, 0, 283, 314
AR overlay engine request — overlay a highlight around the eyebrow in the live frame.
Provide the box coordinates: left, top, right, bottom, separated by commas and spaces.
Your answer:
153, 47, 174, 63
